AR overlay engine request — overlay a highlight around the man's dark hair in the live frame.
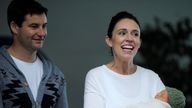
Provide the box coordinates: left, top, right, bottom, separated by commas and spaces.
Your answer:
7, 0, 48, 29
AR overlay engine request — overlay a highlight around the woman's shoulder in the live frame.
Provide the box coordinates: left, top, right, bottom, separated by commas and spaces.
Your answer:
86, 65, 106, 76
85, 65, 107, 83
137, 65, 159, 78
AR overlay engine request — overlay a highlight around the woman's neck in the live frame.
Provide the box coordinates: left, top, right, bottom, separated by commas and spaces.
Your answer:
107, 60, 136, 75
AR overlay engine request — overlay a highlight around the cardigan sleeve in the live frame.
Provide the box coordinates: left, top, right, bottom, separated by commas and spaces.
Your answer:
0, 91, 4, 108
55, 80, 68, 108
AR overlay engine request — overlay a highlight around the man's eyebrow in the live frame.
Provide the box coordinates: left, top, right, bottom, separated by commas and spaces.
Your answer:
29, 23, 38, 26
28, 22, 47, 26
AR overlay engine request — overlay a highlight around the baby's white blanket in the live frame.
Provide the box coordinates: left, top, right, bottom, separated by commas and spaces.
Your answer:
126, 99, 171, 108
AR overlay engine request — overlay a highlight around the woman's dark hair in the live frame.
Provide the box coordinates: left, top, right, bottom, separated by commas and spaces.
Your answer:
7, 0, 48, 29
107, 11, 140, 38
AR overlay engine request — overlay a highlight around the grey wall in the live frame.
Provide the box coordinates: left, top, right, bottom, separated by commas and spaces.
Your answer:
1, 0, 192, 108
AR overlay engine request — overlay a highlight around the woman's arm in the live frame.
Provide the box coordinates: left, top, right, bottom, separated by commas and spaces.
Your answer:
84, 93, 105, 108
84, 71, 105, 108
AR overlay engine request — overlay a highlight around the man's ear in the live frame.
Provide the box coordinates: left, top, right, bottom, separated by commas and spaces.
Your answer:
105, 36, 112, 47
10, 21, 19, 35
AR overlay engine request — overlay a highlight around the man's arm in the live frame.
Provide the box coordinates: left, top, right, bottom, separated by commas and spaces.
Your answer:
55, 81, 68, 108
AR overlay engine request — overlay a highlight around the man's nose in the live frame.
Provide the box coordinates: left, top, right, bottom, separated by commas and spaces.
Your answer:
38, 28, 47, 36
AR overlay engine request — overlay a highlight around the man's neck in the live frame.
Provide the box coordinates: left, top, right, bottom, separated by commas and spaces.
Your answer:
7, 45, 37, 63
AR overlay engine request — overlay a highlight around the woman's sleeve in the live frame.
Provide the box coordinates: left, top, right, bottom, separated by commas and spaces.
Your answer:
155, 75, 166, 94
154, 75, 169, 102
84, 71, 105, 108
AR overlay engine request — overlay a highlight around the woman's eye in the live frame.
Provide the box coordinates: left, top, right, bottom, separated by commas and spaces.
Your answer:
131, 31, 140, 37
119, 31, 126, 36
134, 33, 139, 36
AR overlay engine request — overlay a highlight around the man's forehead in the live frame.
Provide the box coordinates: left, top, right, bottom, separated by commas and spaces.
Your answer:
24, 14, 47, 24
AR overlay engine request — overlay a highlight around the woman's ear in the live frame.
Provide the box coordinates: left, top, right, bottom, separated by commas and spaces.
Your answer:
10, 21, 19, 35
105, 36, 112, 47
139, 38, 142, 48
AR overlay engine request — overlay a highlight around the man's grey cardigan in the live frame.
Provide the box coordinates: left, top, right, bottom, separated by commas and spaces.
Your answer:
0, 46, 68, 108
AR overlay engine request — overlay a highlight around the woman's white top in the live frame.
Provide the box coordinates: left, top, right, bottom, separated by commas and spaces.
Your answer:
84, 65, 167, 108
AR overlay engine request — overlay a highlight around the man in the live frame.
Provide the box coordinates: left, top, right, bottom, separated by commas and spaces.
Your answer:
0, 0, 68, 107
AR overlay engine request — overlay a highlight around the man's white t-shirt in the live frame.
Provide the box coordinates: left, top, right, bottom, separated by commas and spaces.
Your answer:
11, 56, 43, 101
84, 65, 166, 108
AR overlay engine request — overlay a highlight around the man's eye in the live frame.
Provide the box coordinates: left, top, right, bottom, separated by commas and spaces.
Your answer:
43, 24, 47, 29
30, 25, 38, 29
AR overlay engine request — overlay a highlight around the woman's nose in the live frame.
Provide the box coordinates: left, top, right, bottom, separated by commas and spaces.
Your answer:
125, 34, 133, 41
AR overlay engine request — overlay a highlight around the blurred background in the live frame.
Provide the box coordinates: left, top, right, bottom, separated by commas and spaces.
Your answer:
1, 0, 192, 108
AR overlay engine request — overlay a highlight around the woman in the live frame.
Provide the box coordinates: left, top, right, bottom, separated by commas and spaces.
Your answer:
84, 11, 170, 108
